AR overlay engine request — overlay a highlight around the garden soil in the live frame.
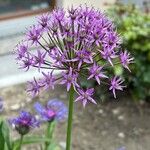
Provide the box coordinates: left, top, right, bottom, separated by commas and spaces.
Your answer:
1, 84, 150, 150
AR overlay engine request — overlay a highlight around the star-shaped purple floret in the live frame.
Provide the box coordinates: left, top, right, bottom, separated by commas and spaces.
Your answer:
60, 67, 79, 91
40, 72, 55, 90
75, 88, 97, 107
88, 63, 108, 84
27, 77, 41, 97
109, 76, 126, 98
26, 25, 42, 45
120, 51, 134, 72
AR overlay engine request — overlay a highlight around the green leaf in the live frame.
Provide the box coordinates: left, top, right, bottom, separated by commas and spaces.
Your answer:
12, 145, 17, 150
4, 142, 9, 150
45, 121, 56, 149
2, 121, 12, 150
47, 121, 56, 140
47, 142, 61, 150
0, 121, 5, 150
14, 136, 50, 145
143, 70, 150, 83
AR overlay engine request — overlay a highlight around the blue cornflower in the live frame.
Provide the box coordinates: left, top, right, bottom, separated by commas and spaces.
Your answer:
9, 111, 39, 135
117, 146, 126, 150
34, 99, 68, 122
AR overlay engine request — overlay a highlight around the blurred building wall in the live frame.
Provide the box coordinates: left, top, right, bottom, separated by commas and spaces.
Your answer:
57, 0, 116, 10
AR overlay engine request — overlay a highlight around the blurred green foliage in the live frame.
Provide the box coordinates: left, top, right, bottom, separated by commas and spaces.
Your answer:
108, 3, 150, 101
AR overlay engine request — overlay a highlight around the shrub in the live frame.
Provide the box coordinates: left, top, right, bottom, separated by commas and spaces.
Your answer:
108, 3, 150, 101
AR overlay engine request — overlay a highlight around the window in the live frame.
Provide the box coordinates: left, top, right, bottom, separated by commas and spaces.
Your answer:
0, 0, 55, 20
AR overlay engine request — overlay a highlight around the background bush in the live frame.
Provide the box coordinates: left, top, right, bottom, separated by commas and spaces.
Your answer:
81, 3, 150, 101
108, 3, 150, 101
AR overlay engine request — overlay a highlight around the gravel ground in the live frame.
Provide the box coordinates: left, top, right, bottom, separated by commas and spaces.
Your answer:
0, 84, 150, 150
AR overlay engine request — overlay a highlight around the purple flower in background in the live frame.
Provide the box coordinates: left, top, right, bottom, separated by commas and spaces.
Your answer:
120, 51, 134, 72
0, 97, 4, 112
109, 76, 126, 98
34, 99, 68, 122
9, 111, 39, 135
75, 88, 97, 107
15, 6, 133, 106
117, 146, 126, 150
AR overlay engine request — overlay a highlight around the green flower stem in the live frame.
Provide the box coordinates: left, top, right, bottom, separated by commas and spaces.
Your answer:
66, 86, 75, 150
45, 121, 56, 150
18, 135, 23, 150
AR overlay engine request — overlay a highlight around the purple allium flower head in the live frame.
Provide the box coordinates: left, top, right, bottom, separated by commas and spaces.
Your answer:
9, 111, 39, 135
34, 99, 68, 122
15, 6, 133, 105
0, 97, 4, 112
109, 76, 126, 98
75, 88, 97, 107
120, 51, 134, 72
